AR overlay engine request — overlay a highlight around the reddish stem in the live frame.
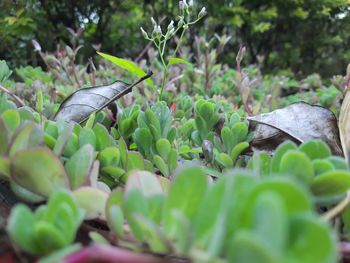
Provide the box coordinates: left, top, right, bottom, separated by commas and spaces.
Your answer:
62, 245, 189, 263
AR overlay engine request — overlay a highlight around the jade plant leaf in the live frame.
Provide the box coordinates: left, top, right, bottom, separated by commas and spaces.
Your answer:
229, 231, 281, 263
54, 73, 152, 123
287, 214, 337, 263
10, 181, 45, 203
93, 123, 115, 150
10, 147, 70, 197
299, 140, 331, 160
9, 122, 43, 157
7, 204, 39, 254
7, 190, 83, 256
164, 167, 208, 237
65, 144, 94, 189
279, 150, 313, 184
2, 109, 20, 134
74, 186, 108, 220
311, 170, 350, 197
125, 170, 163, 196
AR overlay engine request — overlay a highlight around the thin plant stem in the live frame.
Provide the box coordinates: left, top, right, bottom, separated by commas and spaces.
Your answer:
322, 190, 350, 221
0, 84, 25, 107
172, 28, 187, 57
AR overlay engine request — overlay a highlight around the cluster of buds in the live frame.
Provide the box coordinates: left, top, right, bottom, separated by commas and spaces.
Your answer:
179, 0, 206, 18
140, 0, 207, 42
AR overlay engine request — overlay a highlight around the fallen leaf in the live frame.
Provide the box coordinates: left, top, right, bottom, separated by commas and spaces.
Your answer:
339, 65, 350, 165
248, 102, 343, 156
54, 73, 152, 123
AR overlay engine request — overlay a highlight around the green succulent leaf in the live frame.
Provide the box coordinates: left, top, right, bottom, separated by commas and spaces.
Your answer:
229, 231, 281, 263
65, 144, 94, 189
299, 140, 331, 160
287, 214, 337, 263
271, 141, 298, 173
11, 147, 69, 197
164, 167, 208, 238
279, 150, 313, 184
311, 170, 350, 197
2, 109, 20, 134
156, 138, 171, 160
7, 204, 39, 255
153, 154, 169, 177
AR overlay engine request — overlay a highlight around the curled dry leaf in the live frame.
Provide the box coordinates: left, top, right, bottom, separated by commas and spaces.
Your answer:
339, 92, 350, 163
54, 73, 152, 123
248, 102, 343, 156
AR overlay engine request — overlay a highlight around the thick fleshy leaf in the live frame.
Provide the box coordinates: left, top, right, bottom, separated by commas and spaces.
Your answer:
93, 123, 115, 150
10, 181, 45, 203
311, 170, 350, 197
7, 204, 39, 255
78, 127, 96, 148
74, 187, 108, 220
10, 147, 70, 197
53, 122, 74, 156
8, 122, 43, 157
287, 215, 337, 263
229, 231, 281, 263
2, 109, 20, 134
299, 140, 331, 160
153, 155, 169, 177
279, 150, 313, 184
127, 151, 145, 171
54, 73, 152, 123
164, 167, 208, 237
65, 144, 94, 189
125, 170, 163, 196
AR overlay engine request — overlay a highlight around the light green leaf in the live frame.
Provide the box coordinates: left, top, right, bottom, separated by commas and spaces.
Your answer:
168, 57, 190, 66
97, 52, 154, 88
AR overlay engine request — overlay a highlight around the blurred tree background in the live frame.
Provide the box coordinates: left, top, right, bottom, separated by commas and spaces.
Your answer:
0, 0, 349, 77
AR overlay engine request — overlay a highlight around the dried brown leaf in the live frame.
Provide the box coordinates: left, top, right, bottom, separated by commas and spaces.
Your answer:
248, 102, 343, 156
54, 73, 152, 123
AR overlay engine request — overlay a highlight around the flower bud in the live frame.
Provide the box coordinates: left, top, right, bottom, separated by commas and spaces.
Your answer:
140, 27, 149, 39
179, 1, 185, 11
151, 17, 157, 27
167, 20, 174, 31
152, 25, 162, 39
156, 25, 162, 35
198, 7, 207, 18
165, 28, 175, 39
236, 45, 246, 64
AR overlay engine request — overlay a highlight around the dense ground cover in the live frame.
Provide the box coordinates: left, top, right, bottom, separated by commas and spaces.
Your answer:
1, 1, 350, 263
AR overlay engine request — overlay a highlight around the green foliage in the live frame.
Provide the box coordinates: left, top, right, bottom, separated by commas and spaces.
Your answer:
7, 190, 84, 255
193, 99, 220, 143
0, 60, 12, 83
106, 167, 337, 262
248, 140, 350, 203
